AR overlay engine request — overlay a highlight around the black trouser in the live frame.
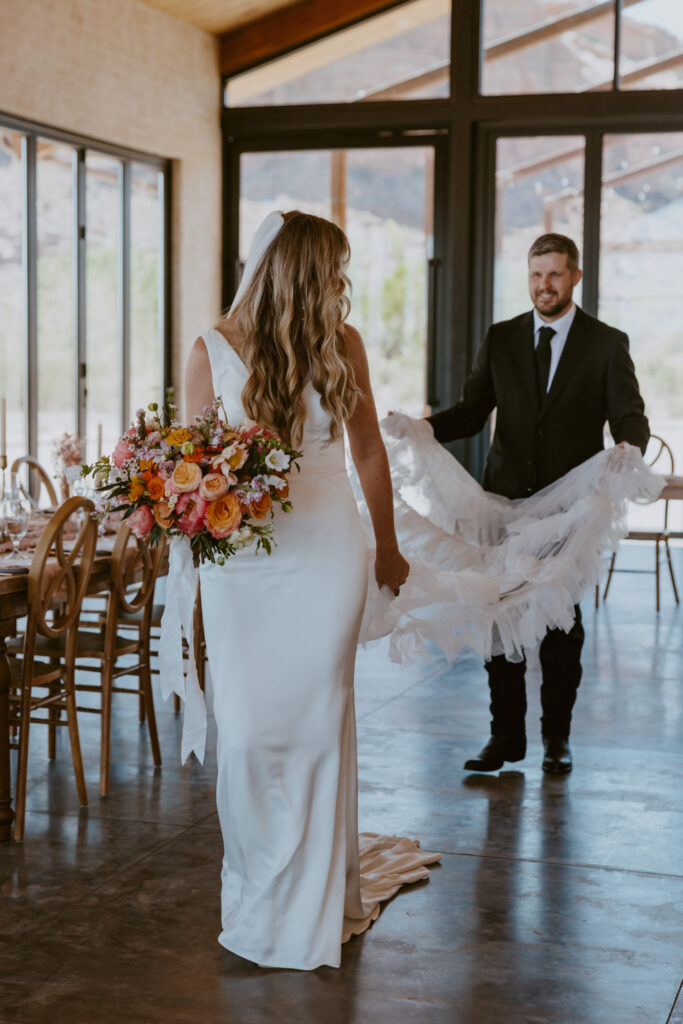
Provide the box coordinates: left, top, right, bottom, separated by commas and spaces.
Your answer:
484, 605, 584, 741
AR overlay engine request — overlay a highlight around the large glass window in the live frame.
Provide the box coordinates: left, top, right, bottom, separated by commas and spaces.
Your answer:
481, 1, 683, 95
226, 0, 450, 106
85, 152, 121, 464
130, 163, 163, 420
36, 140, 76, 469
493, 137, 585, 323
481, 1, 616, 95
620, 1, 683, 90
0, 116, 169, 479
600, 132, 683, 476
0, 129, 26, 469
239, 146, 435, 417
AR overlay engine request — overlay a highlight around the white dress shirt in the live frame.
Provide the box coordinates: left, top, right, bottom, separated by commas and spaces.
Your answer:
533, 303, 577, 392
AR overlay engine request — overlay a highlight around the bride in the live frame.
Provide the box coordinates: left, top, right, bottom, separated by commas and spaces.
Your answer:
184, 210, 441, 971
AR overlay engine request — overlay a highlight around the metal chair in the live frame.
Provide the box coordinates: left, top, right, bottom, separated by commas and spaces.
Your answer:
8, 497, 97, 841
602, 434, 680, 611
10, 455, 58, 509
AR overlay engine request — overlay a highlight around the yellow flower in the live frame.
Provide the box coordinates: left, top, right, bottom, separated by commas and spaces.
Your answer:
166, 428, 192, 446
128, 477, 145, 501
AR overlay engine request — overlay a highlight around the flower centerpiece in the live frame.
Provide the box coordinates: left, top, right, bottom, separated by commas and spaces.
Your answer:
83, 389, 301, 565
53, 432, 85, 503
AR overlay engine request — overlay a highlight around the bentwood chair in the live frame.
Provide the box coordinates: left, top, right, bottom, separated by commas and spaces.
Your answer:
602, 434, 680, 611
70, 525, 167, 795
8, 497, 97, 841
10, 455, 59, 509
117, 581, 207, 719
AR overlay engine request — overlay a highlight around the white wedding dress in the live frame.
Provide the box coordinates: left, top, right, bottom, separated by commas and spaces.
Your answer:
196, 328, 440, 970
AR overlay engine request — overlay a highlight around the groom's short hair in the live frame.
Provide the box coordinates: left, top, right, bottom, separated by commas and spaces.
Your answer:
528, 234, 580, 272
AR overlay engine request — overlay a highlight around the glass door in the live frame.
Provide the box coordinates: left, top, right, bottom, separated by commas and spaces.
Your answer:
237, 142, 443, 418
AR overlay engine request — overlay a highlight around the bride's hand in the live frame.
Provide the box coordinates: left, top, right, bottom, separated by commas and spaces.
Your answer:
375, 546, 410, 595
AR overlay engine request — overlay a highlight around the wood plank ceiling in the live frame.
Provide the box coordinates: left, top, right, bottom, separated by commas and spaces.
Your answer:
137, 0, 295, 35
137, 0, 404, 75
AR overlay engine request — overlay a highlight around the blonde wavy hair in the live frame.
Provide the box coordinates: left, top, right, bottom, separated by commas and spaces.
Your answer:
223, 211, 359, 448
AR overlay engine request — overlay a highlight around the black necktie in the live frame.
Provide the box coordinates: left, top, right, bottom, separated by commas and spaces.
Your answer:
535, 326, 555, 402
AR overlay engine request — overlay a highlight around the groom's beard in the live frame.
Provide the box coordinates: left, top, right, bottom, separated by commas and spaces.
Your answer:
532, 292, 573, 319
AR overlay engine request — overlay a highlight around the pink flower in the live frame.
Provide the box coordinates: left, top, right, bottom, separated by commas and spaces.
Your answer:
176, 493, 207, 538
127, 505, 154, 539
240, 422, 261, 441
113, 438, 135, 468
165, 477, 181, 496
199, 472, 229, 501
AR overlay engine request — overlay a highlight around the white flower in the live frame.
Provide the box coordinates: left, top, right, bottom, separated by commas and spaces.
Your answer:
265, 449, 290, 472
267, 474, 288, 491
212, 443, 248, 475
232, 525, 254, 550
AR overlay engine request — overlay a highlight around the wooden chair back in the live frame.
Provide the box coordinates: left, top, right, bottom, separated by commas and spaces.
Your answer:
104, 525, 166, 651
644, 434, 675, 475
23, 497, 98, 662
636, 434, 676, 528
10, 455, 58, 508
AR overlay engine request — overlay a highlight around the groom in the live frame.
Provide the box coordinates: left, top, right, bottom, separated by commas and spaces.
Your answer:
428, 233, 649, 774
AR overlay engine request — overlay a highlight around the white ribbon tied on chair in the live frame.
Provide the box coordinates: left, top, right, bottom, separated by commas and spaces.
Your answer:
158, 538, 206, 764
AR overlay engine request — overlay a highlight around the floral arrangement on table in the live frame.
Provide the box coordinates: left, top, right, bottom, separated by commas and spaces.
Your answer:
83, 389, 301, 565
53, 432, 85, 503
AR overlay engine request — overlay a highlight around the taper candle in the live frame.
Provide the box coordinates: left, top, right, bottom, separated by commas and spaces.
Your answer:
96, 422, 103, 459
0, 396, 6, 460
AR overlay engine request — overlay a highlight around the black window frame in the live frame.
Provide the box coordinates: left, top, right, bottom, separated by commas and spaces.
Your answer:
222, 0, 683, 476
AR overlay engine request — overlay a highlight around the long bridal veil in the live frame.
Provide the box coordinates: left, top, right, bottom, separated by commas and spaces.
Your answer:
358, 412, 664, 665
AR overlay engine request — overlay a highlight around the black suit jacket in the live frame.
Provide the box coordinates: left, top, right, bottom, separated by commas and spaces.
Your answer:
428, 307, 650, 499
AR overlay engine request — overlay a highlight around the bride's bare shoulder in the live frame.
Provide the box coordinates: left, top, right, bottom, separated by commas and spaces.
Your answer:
342, 323, 368, 370
342, 323, 366, 357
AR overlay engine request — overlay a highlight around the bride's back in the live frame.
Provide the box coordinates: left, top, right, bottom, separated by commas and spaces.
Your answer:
218, 210, 359, 455
203, 321, 347, 476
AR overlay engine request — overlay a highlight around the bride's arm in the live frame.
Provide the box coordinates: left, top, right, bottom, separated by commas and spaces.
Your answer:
184, 337, 215, 421
344, 326, 409, 594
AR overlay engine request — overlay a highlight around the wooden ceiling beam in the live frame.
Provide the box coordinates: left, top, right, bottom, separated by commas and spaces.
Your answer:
220, 0, 407, 78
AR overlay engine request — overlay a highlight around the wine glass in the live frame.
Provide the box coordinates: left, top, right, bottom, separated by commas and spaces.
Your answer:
2, 478, 32, 564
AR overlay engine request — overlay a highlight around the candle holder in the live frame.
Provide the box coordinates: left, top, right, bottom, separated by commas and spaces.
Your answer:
0, 455, 6, 472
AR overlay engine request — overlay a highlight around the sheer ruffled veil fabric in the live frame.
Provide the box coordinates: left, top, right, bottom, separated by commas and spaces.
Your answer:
358, 413, 664, 666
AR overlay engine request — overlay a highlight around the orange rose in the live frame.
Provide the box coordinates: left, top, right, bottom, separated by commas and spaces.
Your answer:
128, 477, 145, 501
199, 472, 229, 502
183, 449, 205, 463
153, 499, 174, 529
147, 476, 165, 502
243, 491, 272, 520
171, 460, 202, 493
205, 492, 242, 538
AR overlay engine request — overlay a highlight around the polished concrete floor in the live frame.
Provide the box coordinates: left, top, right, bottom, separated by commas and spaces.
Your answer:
2, 547, 682, 1024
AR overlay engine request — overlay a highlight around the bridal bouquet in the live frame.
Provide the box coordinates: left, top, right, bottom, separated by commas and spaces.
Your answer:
83, 390, 301, 565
